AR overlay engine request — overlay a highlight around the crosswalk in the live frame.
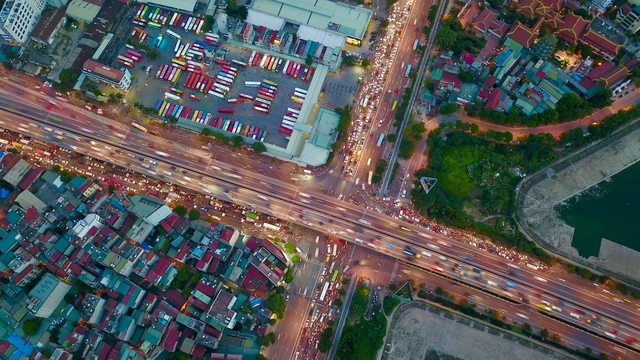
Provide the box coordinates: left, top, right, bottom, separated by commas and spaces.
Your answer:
135, 131, 210, 157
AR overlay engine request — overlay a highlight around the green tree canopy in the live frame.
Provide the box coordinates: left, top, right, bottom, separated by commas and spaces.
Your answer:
188, 208, 201, 221
266, 294, 287, 318
318, 327, 334, 353
252, 141, 267, 154
23, 319, 40, 335
174, 205, 188, 216
435, 27, 458, 49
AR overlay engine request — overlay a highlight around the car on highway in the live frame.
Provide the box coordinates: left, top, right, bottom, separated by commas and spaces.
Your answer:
45, 104, 54, 111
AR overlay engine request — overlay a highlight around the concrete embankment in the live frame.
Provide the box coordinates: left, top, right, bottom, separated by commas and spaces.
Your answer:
518, 123, 640, 281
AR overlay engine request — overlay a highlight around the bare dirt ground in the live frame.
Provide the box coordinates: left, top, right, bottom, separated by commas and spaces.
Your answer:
384, 305, 568, 360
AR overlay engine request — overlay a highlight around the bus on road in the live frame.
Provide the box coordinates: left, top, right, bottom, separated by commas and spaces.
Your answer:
391, 100, 398, 110
377, 133, 384, 147
331, 270, 339, 282
131, 122, 148, 133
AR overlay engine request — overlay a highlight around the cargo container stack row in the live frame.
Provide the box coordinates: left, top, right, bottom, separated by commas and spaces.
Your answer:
174, 14, 206, 34
165, 101, 213, 125
291, 86, 307, 105
280, 107, 300, 135
130, 28, 148, 43
253, 80, 277, 113
155, 64, 182, 84
247, 51, 286, 74
208, 116, 265, 141
204, 32, 220, 46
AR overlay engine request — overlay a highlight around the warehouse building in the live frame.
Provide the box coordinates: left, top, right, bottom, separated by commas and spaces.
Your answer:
135, 0, 199, 14
250, 0, 372, 46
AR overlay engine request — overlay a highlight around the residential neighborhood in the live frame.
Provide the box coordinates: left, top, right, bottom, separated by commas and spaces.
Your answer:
0, 151, 290, 359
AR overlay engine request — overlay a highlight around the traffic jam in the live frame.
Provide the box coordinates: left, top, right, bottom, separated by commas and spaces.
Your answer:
297, 237, 348, 359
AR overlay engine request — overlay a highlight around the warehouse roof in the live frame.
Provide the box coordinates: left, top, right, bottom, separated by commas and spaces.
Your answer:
143, 0, 197, 13
83, 59, 125, 81
251, 0, 372, 39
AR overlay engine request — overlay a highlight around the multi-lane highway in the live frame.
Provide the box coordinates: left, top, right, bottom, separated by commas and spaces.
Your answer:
1, 79, 638, 356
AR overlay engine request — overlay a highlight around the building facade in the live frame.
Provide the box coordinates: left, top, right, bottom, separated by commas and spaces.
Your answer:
0, 0, 47, 45
82, 59, 132, 91
30, 6, 67, 45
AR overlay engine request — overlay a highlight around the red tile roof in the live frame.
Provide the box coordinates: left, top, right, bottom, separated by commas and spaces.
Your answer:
582, 29, 622, 57
557, 13, 589, 45
17, 167, 42, 190
507, 20, 542, 48
486, 89, 503, 110
24, 206, 39, 221
196, 282, 216, 297
587, 61, 615, 79
472, 9, 510, 37
594, 65, 629, 88
83, 59, 125, 82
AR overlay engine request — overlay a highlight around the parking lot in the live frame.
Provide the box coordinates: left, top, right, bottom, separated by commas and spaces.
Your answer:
119, 27, 312, 148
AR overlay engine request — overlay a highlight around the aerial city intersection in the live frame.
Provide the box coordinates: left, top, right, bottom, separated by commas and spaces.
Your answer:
0, 0, 638, 359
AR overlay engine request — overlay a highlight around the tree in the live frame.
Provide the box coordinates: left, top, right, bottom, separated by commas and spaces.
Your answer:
387, 133, 397, 142
306, 56, 313, 66
522, 323, 532, 334
380, 19, 389, 28
334, 298, 343, 307
274, 286, 285, 294
108, 92, 124, 103
64, 293, 76, 304
266, 294, 287, 318
439, 103, 459, 115
580, 45, 593, 59
59, 68, 79, 87
589, 88, 613, 109
188, 208, 201, 221
540, 328, 549, 339
284, 269, 294, 283
599, 353, 610, 360
291, 255, 300, 265
23, 319, 40, 335
107, 184, 116, 194
174, 205, 188, 216
398, 139, 416, 159
458, 70, 474, 83
361, 58, 370, 68
256, 355, 267, 360
284, 243, 296, 254
168, 351, 191, 360
435, 27, 458, 49
318, 327, 334, 353
253, 141, 267, 154
232, 135, 244, 147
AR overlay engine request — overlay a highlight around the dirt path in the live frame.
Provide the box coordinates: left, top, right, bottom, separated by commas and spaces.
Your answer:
384, 305, 567, 360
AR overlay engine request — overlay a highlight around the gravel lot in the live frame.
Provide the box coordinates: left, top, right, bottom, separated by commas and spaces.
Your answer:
385, 305, 567, 360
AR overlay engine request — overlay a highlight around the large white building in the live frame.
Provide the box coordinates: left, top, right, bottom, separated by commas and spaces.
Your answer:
82, 59, 132, 91
0, 0, 47, 45
27, 273, 72, 318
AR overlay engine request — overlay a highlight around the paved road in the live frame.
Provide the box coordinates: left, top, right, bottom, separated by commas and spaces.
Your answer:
431, 87, 640, 137
392, 262, 627, 358
0, 79, 637, 357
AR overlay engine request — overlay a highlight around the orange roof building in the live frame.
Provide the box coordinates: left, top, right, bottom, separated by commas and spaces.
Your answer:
506, 19, 543, 48
518, 0, 564, 20
473, 9, 510, 38
556, 13, 590, 45
581, 29, 623, 61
